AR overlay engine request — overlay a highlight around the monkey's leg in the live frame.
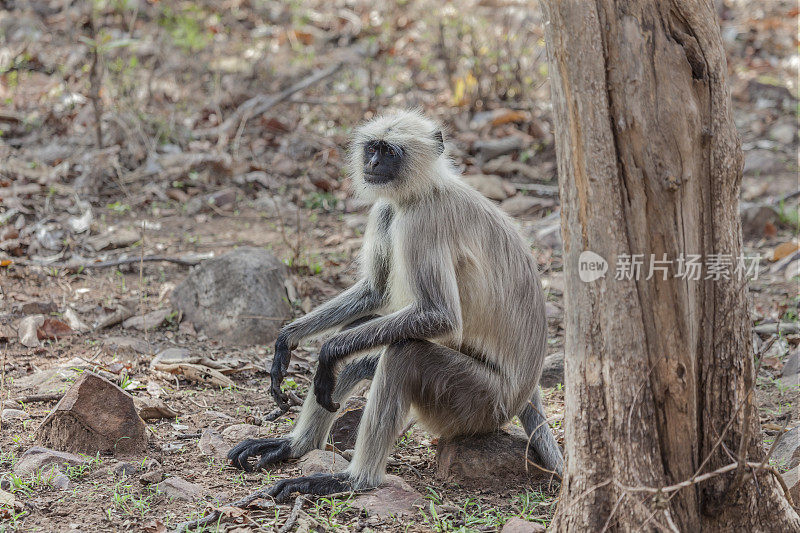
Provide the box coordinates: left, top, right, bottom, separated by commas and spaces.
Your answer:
519, 387, 564, 477
228, 353, 379, 472
261, 340, 506, 501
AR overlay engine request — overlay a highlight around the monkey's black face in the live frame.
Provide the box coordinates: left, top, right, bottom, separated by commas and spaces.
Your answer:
363, 141, 405, 184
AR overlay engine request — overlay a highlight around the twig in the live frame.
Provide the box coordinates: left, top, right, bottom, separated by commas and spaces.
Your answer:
10, 392, 64, 404
174, 432, 202, 440
277, 496, 304, 533
196, 62, 345, 141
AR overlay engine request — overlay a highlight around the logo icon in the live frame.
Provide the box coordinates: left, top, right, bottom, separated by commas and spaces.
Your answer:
578, 251, 608, 282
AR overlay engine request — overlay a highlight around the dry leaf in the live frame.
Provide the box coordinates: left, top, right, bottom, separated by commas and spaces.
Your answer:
141, 519, 167, 533
37, 318, 74, 340
154, 362, 235, 388
491, 110, 527, 126
771, 240, 800, 262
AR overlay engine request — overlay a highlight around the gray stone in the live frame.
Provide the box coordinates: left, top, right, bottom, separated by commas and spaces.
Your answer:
352, 475, 424, 518
743, 149, 783, 175
171, 248, 291, 346
773, 427, 800, 470
18, 315, 44, 348
221, 424, 262, 442
36, 372, 148, 456
12, 367, 79, 395
2, 409, 30, 422
501, 196, 550, 217
113, 462, 141, 477
436, 426, 552, 488
769, 122, 796, 145
785, 465, 799, 506
782, 349, 800, 378
157, 477, 209, 502
475, 136, 526, 161
462, 175, 511, 201
14, 446, 87, 476
103, 336, 153, 359
502, 517, 546, 533
540, 352, 565, 389
122, 309, 170, 331
198, 429, 230, 460
299, 450, 349, 476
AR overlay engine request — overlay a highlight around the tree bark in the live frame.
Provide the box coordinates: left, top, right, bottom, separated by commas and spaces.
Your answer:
541, 1, 800, 531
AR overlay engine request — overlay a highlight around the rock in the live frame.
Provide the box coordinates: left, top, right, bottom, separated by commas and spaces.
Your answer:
740, 205, 779, 240
769, 122, 796, 145
151, 347, 193, 367
785, 260, 800, 281
743, 149, 783, 175
157, 477, 210, 502
462, 175, 511, 201
198, 429, 230, 460
773, 427, 800, 470
63, 308, 90, 333
540, 352, 565, 388
784, 465, 800, 506
502, 517, 546, 533
171, 247, 291, 346
49, 469, 71, 491
113, 462, 141, 477
140, 470, 163, 485
135, 397, 180, 420
12, 367, 80, 395
2, 408, 30, 422
501, 196, 550, 217
221, 424, 263, 442
475, 136, 526, 161
436, 426, 551, 488
782, 349, 800, 378
122, 309, 171, 331
103, 336, 153, 358
36, 372, 148, 456
253, 194, 299, 218
14, 446, 87, 476
18, 315, 44, 348
330, 403, 365, 451
299, 450, 349, 476
533, 223, 561, 250
352, 475, 424, 518
186, 188, 238, 215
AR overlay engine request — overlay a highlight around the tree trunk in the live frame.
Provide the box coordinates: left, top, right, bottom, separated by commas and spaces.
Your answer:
541, 1, 800, 531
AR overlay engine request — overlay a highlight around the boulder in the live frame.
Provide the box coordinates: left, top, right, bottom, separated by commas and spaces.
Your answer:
36, 372, 148, 456
540, 352, 565, 388
773, 426, 800, 470
436, 426, 553, 488
352, 475, 424, 518
299, 450, 349, 476
14, 446, 87, 476
170, 247, 291, 346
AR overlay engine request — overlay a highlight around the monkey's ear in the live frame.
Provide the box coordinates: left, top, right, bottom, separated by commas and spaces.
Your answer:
434, 130, 444, 155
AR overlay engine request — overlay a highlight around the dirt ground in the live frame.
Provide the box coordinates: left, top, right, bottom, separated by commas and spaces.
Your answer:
0, 1, 798, 532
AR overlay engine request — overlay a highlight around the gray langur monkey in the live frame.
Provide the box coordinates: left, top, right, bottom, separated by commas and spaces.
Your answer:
228, 109, 563, 500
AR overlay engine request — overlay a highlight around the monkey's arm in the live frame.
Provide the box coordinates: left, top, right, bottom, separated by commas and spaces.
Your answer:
271, 279, 383, 409
313, 250, 461, 411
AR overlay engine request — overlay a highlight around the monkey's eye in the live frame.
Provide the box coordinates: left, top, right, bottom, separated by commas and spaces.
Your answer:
387, 148, 395, 157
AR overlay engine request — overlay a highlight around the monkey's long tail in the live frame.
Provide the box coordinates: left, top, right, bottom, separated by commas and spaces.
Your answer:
519, 387, 565, 478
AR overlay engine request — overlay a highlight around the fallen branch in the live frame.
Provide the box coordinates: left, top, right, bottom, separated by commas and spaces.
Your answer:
277, 496, 304, 533
10, 392, 64, 404
194, 61, 345, 141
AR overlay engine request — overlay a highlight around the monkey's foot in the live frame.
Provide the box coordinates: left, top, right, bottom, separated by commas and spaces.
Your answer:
264, 473, 353, 502
228, 438, 293, 472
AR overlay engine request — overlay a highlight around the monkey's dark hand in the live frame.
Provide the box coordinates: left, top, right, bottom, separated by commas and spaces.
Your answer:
313, 343, 340, 412
270, 335, 293, 410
